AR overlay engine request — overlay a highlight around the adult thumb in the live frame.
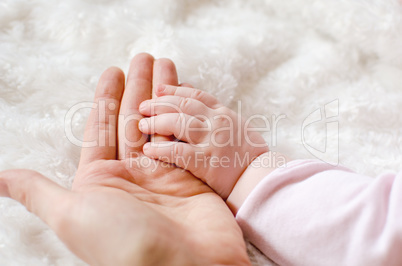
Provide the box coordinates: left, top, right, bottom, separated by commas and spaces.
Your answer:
0, 169, 71, 228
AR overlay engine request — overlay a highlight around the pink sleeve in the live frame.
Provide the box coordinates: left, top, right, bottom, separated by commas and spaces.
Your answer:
236, 160, 402, 265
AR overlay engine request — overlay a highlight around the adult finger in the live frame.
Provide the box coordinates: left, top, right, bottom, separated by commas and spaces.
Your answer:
118, 53, 154, 159
154, 84, 223, 109
0, 169, 71, 231
152, 58, 179, 142
79, 67, 125, 166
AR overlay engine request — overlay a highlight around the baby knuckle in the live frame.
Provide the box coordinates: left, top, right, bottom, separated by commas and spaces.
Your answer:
174, 114, 185, 132
179, 97, 192, 112
191, 89, 204, 100
213, 116, 230, 128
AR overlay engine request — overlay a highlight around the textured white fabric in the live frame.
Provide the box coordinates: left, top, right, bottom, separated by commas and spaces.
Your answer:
1, 0, 402, 264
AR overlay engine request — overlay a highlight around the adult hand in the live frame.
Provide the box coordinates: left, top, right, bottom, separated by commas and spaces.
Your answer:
0, 53, 250, 265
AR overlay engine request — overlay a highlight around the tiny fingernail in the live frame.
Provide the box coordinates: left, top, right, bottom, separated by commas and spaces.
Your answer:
139, 101, 147, 112
138, 119, 147, 131
143, 142, 150, 150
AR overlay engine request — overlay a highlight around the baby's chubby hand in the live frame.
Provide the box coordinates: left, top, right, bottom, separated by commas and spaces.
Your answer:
138, 84, 268, 199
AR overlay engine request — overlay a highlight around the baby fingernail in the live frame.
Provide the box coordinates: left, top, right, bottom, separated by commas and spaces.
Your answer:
143, 142, 150, 151
139, 101, 148, 112
138, 119, 148, 131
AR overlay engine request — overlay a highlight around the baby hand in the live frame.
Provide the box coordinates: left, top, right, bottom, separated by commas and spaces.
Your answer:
138, 84, 268, 199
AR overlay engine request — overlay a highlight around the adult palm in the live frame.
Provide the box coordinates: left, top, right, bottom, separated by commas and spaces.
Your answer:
0, 54, 250, 265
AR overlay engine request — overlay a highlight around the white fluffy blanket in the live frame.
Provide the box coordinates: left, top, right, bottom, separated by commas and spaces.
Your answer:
1, 0, 402, 265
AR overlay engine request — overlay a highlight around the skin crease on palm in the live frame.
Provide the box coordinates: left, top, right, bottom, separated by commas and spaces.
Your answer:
0, 53, 251, 265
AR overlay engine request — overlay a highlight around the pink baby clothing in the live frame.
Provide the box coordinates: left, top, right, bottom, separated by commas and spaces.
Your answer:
236, 160, 402, 265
